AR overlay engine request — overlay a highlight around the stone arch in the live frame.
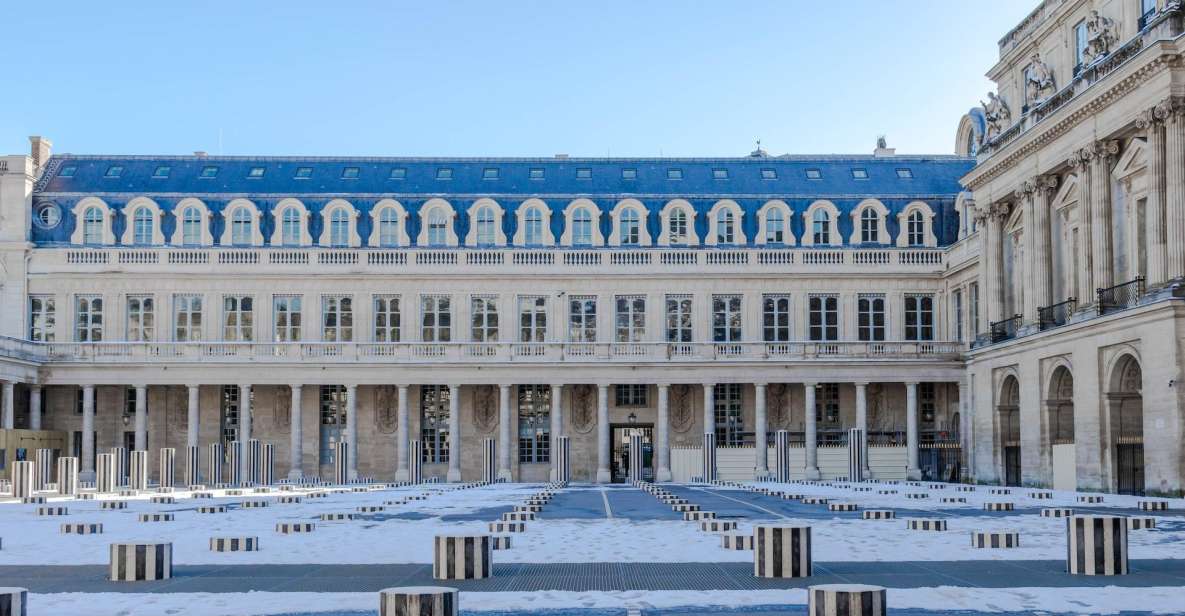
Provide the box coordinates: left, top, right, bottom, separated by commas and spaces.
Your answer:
658, 199, 699, 246
706, 199, 746, 245
219, 198, 264, 247
70, 197, 115, 245
1045, 361, 1075, 446
417, 198, 458, 247
121, 196, 165, 245
271, 198, 312, 247
561, 199, 604, 247
319, 199, 361, 247
848, 198, 889, 245
802, 200, 841, 247
896, 201, 938, 247
1105, 352, 1145, 494
171, 197, 214, 246
465, 198, 507, 246
607, 199, 651, 246
512, 198, 554, 246
368, 198, 410, 247
756, 200, 794, 246
995, 371, 1022, 486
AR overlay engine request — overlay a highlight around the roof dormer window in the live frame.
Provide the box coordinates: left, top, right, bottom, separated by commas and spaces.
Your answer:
576, 168, 592, 180
294, 167, 313, 179
152, 166, 171, 178
341, 167, 360, 179
805, 168, 822, 180
712, 168, 728, 180
851, 168, 869, 179
247, 166, 266, 178
760, 168, 777, 180
482, 168, 499, 180
436, 168, 453, 180
896, 168, 914, 179
621, 168, 637, 180
529, 168, 545, 180
58, 166, 77, 177
199, 166, 219, 179
389, 168, 406, 179
667, 168, 684, 180
104, 165, 123, 178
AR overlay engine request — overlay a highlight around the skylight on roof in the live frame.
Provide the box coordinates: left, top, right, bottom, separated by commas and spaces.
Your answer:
712, 169, 728, 180
104, 165, 123, 178
200, 166, 219, 178
667, 168, 683, 180
482, 168, 499, 180
152, 166, 171, 178
294, 167, 313, 179
389, 168, 406, 179
896, 168, 914, 179
248, 166, 266, 178
576, 168, 592, 180
621, 168, 637, 180
852, 168, 869, 179
58, 166, 77, 177
342, 167, 360, 179
760, 169, 777, 180
529, 168, 545, 180
436, 168, 453, 180
805, 169, 822, 180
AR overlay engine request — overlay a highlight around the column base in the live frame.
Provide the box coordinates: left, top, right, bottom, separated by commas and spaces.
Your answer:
804, 467, 821, 480
394, 469, 410, 482
287, 469, 303, 481
754, 467, 769, 481
446, 468, 461, 483
596, 469, 611, 483
656, 467, 672, 482
907, 467, 922, 481
497, 469, 513, 482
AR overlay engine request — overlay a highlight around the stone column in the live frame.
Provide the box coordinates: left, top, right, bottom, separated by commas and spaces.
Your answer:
1071, 149, 1095, 305
81, 385, 96, 482
497, 384, 512, 481
906, 381, 921, 480
239, 384, 252, 483
345, 384, 358, 480
702, 383, 715, 439
549, 384, 563, 481
1, 381, 13, 430
854, 382, 870, 474
186, 385, 200, 449
595, 384, 610, 483
1164, 98, 1185, 280
655, 383, 672, 482
1091, 140, 1119, 291
803, 382, 820, 480
29, 385, 42, 431
134, 385, 147, 451
447, 383, 461, 482
395, 384, 410, 481
1021, 183, 1038, 322
1026, 175, 1058, 319
958, 378, 971, 480
288, 384, 303, 479
1139, 106, 1168, 285
754, 383, 768, 478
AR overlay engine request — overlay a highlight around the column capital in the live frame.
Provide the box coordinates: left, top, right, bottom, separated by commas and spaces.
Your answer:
801, 381, 819, 388
287, 383, 303, 391
186, 383, 202, 390
904, 381, 920, 388
446, 383, 462, 391
30, 384, 43, 392
345, 383, 358, 392
752, 382, 768, 388
396, 383, 410, 390
655, 382, 671, 389
550, 383, 564, 392
596, 383, 610, 391
498, 383, 512, 392
237, 383, 253, 391
853, 381, 870, 388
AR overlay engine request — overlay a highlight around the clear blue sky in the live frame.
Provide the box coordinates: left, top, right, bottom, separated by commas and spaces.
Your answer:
2, 0, 1035, 158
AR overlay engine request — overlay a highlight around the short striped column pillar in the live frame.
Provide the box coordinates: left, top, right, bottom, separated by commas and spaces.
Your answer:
972, 530, 1020, 548
702, 432, 717, 483
57, 456, 79, 496
410, 440, 423, 484
11, 462, 35, 499
210, 537, 259, 552
808, 584, 886, 616
774, 430, 791, 483
628, 433, 643, 483
156, 448, 175, 489
260, 443, 274, 486
379, 586, 459, 616
482, 438, 496, 484
109, 542, 173, 581
129, 450, 149, 491
229, 441, 245, 486
334, 441, 349, 484
846, 428, 864, 482
183, 446, 199, 486
35, 448, 54, 491
754, 524, 811, 578
248, 439, 262, 485
0, 587, 28, 616
556, 436, 571, 483
433, 535, 492, 580
110, 447, 128, 487
1067, 515, 1128, 575
95, 453, 117, 493
207, 443, 225, 486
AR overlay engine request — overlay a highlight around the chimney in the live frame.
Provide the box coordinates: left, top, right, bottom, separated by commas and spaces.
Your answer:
194, 151, 208, 158
29, 135, 52, 169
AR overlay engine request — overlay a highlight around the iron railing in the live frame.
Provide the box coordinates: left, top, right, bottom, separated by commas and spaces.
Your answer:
1038, 297, 1076, 331
1097, 276, 1145, 316
989, 314, 1023, 343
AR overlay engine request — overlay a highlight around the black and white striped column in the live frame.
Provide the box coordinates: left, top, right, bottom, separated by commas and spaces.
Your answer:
248, 439, 262, 486
754, 525, 811, 578
228, 441, 242, 486
95, 453, 117, 493
379, 586, 459, 616
57, 456, 79, 496
774, 430, 791, 483
433, 535, 492, 580
109, 542, 172, 581
158, 448, 175, 489
110, 447, 128, 487
482, 438, 496, 484
1067, 515, 1128, 575
0, 587, 27, 616
184, 445, 200, 486
808, 584, 886, 616
702, 432, 717, 483
846, 428, 864, 482
554, 435, 570, 484
334, 441, 349, 485
260, 443, 274, 486
210, 537, 259, 552
35, 448, 53, 491
628, 433, 643, 483
207, 443, 225, 486
11, 461, 34, 499
972, 530, 1020, 548
410, 440, 423, 484
129, 450, 148, 491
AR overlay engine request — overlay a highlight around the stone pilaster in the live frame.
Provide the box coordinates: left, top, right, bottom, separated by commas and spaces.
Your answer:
1137, 106, 1167, 285
1069, 149, 1095, 305
1090, 140, 1121, 291
1163, 97, 1185, 280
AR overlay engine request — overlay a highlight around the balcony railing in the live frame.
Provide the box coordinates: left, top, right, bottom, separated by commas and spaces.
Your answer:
1038, 297, 1076, 331
989, 314, 1023, 343
0, 339, 964, 365
1098, 276, 1145, 316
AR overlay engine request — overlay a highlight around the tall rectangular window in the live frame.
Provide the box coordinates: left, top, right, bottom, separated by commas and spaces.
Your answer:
615, 384, 648, 407
919, 382, 936, 426
808, 295, 838, 342
373, 295, 401, 342
815, 383, 840, 425
421, 385, 450, 463
421, 295, 452, 342
714, 383, 743, 446
970, 283, 980, 337
762, 294, 791, 342
904, 294, 934, 341
220, 385, 241, 446
857, 294, 885, 342
222, 295, 253, 341
614, 295, 646, 342
712, 294, 742, 342
953, 290, 964, 342
665, 295, 693, 342
568, 296, 597, 342
470, 296, 499, 342
322, 295, 353, 342
517, 384, 550, 463
518, 296, 547, 342
319, 384, 346, 465
29, 295, 56, 342
273, 295, 301, 342
126, 295, 155, 341
1074, 20, 1088, 68
174, 295, 203, 341
74, 295, 103, 342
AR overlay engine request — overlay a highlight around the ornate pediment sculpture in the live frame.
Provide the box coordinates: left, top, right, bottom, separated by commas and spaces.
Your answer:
1024, 53, 1057, 106
1083, 11, 1117, 65
980, 91, 1012, 144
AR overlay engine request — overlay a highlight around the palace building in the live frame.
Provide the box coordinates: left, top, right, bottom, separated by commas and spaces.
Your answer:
2, 0, 1183, 496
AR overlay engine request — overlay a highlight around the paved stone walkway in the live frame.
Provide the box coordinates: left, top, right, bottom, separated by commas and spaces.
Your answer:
5, 559, 1185, 594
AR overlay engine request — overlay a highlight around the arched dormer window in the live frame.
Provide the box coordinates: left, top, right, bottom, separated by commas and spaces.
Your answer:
619, 208, 640, 245
119, 197, 164, 245
861, 209, 878, 242
755, 200, 793, 246
475, 206, 496, 245
428, 210, 449, 245
71, 197, 115, 245
765, 209, 784, 244
524, 206, 544, 245
803, 200, 840, 247
717, 210, 735, 244
329, 208, 350, 247
269, 198, 312, 247
670, 210, 688, 244
368, 199, 410, 248
132, 208, 153, 244
231, 208, 253, 246
608, 200, 651, 247
463, 199, 505, 246
573, 207, 593, 246
318, 199, 360, 248
219, 199, 263, 247
170, 198, 212, 246
849, 199, 889, 245
181, 207, 202, 246
895, 201, 937, 247
658, 199, 699, 246
418, 199, 458, 247
83, 207, 104, 244
281, 208, 302, 246
512, 199, 554, 247
813, 210, 830, 244
560, 199, 604, 247
706, 200, 745, 245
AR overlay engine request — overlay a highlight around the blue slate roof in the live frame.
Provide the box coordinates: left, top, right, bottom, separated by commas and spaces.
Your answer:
31, 154, 975, 247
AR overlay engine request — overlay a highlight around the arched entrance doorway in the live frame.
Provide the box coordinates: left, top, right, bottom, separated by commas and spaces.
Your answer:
1107, 355, 1144, 495
1045, 366, 1075, 489
997, 375, 1021, 486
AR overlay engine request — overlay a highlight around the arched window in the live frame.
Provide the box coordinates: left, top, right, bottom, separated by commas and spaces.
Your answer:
812, 209, 830, 245
475, 206, 497, 245
619, 208, 640, 245
181, 206, 202, 246
377, 207, 401, 247
83, 207, 103, 244
861, 208, 879, 243
230, 208, 252, 246
717, 210, 735, 244
907, 211, 925, 247
329, 208, 350, 247
765, 209, 784, 244
427, 209, 449, 246
523, 206, 544, 246
132, 207, 153, 244
281, 208, 302, 246
572, 207, 593, 246
669, 209, 688, 244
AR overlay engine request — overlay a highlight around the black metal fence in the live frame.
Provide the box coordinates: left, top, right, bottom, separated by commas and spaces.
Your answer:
989, 314, 1023, 343
1097, 276, 1144, 316
1038, 297, 1076, 331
